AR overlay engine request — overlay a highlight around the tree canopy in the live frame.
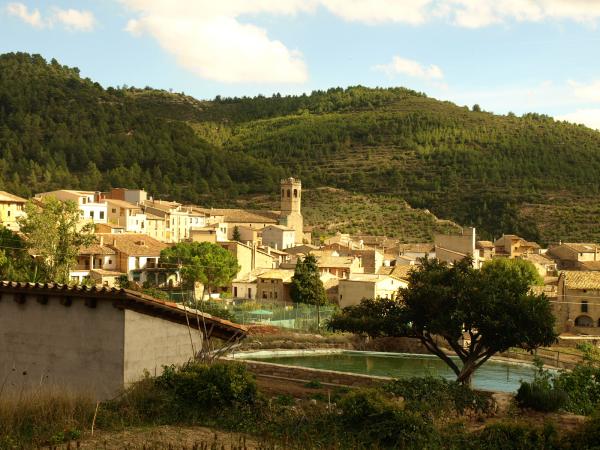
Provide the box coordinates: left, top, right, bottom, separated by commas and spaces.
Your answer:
17, 197, 96, 284
159, 242, 239, 298
329, 258, 557, 384
290, 254, 327, 307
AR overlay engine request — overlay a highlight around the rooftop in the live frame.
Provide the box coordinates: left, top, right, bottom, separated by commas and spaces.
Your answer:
562, 271, 600, 290
257, 269, 295, 283
0, 191, 27, 203
193, 207, 280, 224
97, 233, 167, 256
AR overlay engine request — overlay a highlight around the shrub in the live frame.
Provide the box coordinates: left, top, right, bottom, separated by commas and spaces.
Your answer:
554, 348, 600, 415
156, 362, 257, 410
563, 410, 600, 449
337, 388, 439, 449
516, 381, 568, 412
474, 422, 559, 450
516, 357, 568, 413
383, 376, 494, 416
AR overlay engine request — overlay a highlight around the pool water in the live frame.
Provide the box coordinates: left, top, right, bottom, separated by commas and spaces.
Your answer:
241, 351, 536, 392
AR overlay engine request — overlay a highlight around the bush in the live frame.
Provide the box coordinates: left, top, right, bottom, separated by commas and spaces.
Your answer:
474, 422, 559, 450
383, 376, 494, 416
554, 347, 600, 415
563, 410, 600, 449
516, 357, 568, 413
516, 381, 568, 412
156, 362, 257, 410
337, 388, 439, 449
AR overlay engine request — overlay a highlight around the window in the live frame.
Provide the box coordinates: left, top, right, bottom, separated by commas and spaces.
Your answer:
89, 211, 94, 219
100, 211, 105, 219
82, 198, 87, 204
6, 210, 10, 217
262, 292, 267, 299
582, 301, 589, 313
274, 292, 278, 299
112, 208, 116, 213
293, 189, 298, 198
287, 189, 290, 197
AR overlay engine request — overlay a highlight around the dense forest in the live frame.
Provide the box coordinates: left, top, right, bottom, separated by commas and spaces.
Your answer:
2, 52, 600, 243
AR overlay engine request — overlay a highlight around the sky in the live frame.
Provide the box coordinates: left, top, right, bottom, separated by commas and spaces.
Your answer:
1, 0, 600, 129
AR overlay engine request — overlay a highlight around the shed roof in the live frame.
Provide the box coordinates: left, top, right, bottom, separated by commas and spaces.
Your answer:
0, 281, 247, 341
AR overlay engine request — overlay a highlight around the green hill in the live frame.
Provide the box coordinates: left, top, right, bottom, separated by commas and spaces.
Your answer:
2, 52, 600, 243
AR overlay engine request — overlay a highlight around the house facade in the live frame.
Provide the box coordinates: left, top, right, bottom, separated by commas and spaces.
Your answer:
338, 274, 407, 308
554, 271, 600, 334
0, 191, 26, 231
36, 190, 108, 224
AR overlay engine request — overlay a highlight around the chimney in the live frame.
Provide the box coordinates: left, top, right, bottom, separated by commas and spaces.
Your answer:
99, 236, 104, 246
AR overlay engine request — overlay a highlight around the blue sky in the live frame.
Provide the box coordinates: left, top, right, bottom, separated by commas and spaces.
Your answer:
2, 0, 600, 128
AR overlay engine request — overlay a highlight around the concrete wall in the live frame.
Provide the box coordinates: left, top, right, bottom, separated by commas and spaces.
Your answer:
123, 309, 202, 384
0, 293, 125, 399
338, 280, 376, 308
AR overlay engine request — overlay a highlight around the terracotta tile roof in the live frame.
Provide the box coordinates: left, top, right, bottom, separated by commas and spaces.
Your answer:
79, 243, 116, 255
263, 224, 294, 231
315, 255, 357, 268
0, 281, 247, 340
105, 198, 142, 210
0, 191, 27, 203
563, 243, 599, 253
257, 269, 295, 283
562, 271, 600, 290
194, 208, 279, 224
579, 261, 600, 271
476, 240, 494, 248
97, 233, 167, 256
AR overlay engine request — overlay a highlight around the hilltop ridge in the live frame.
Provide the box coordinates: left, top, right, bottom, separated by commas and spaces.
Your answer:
2, 52, 600, 243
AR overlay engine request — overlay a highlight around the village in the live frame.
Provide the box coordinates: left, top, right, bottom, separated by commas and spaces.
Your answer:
1, 178, 598, 336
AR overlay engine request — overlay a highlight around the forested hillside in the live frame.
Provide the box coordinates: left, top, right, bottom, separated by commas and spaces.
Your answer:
2, 52, 600, 243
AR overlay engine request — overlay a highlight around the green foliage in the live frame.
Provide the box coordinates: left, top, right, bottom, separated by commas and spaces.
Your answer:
473, 422, 559, 450
383, 376, 494, 417
17, 197, 96, 283
337, 388, 439, 449
482, 257, 544, 286
197, 301, 235, 321
329, 258, 557, 384
554, 346, 600, 415
232, 225, 241, 242
290, 255, 327, 307
0, 226, 40, 282
156, 362, 257, 410
516, 359, 568, 413
160, 242, 239, 295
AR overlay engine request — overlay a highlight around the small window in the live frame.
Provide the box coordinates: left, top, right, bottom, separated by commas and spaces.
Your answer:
89, 211, 94, 219
287, 189, 290, 197
582, 301, 589, 313
100, 211, 105, 219
7, 211, 10, 217
112, 208, 116, 213
262, 292, 267, 299
293, 189, 298, 198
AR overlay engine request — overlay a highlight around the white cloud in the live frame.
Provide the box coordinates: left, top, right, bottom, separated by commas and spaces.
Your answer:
568, 79, 600, 103
557, 109, 600, 130
53, 8, 96, 31
120, 0, 308, 84
319, 0, 433, 25
374, 56, 444, 80
5, 3, 96, 31
5, 2, 43, 28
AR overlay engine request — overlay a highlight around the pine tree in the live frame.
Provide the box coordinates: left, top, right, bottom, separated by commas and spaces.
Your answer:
290, 254, 327, 327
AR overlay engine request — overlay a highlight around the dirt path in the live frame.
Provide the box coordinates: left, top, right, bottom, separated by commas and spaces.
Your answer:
52, 426, 262, 450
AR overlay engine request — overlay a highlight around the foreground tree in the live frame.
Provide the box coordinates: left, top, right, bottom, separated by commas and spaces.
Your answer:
290, 254, 327, 327
18, 198, 95, 284
0, 226, 42, 282
160, 242, 239, 299
329, 258, 557, 384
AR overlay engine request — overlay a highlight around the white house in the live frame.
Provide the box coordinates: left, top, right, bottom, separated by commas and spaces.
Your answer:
36, 190, 108, 224
261, 224, 296, 250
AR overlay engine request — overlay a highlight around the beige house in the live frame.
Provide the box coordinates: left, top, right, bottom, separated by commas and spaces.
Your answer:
261, 224, 296, 250
36, 190, 108, 224
190, 224, 228, 243
338, 274, 407, 308
547, 243, 600, 270
476, 241, 495, 260
256, 269, 295, 303
311, 251, 363, 279
72, 238, 121, 286
232, 268, 271, 300
145, 213, 167, 243
434, 227, 482, 268
106, 198, 147, 234
143, 200, 195, 243
554, 271, 600, 334
521, 253, 558, 278
494, 235, 540, 258
0, 191, 26, 231
0, 282, 246, 399
323, 244, 384, 274
219, 241, 277, 280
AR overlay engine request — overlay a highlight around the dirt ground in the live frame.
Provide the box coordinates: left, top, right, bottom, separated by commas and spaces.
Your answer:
52, 426, 262, 449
